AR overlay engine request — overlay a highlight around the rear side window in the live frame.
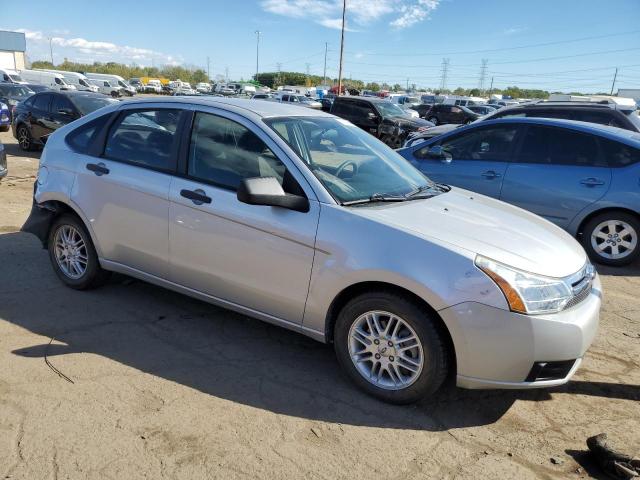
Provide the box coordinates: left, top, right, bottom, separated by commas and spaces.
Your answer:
66, 114, 111, 154
572, 110, 627, 129
424, 126, 518, 161
23, 97, 34, 108
599, 138, 640, 167
51, 95, 75, 113
517, 125, 606, 167
331, 100, 353, 116
104, 109, 180, 171
33, 94, 51, 112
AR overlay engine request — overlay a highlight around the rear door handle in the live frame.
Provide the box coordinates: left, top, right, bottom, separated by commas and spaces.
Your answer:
481, 170, 502, 179
580, 177, 605, 187
86, 162, 109, 176
180, 188, 212, 205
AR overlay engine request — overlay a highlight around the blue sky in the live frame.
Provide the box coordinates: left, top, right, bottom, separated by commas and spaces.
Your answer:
2, 0, 640, 92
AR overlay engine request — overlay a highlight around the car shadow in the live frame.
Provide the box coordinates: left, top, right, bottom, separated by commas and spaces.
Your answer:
2, 139, 42, 160
595, 260, 640, 277
0, 231, 635, 431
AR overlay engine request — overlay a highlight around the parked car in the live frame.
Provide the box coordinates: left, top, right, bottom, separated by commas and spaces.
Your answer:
484, 101, 640, 132
12, 91, 119, 151
86, 73, 136, 96
89, 79, 123, 97
22, 97, 601, 403
39, 70, 99, 93
423, 104, 481, 125
399, 117, 640, 265
144, 79, 163, 94
0, 140, 6, 180
0, 68, 27, 84
250, 93, 274, 100
196, 82, 211, 93
129, 78, 145, 92
19, 70, 76, 91
0, 83, 35, 123
319, 97, 333, 112
331, 96, 434, 148
275, 93, 322, 109
467, 105, 497, 116
0, 102, 10, 132
388, 95, 421, 106
23, 83, 51, 93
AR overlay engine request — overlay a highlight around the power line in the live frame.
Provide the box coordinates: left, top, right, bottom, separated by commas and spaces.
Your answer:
439, 58, 449, 90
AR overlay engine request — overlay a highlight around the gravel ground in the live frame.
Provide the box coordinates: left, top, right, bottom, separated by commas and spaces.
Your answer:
0, 129, 638, 479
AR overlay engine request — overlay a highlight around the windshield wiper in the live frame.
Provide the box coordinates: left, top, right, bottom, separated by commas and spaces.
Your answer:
341, 192, 407, 206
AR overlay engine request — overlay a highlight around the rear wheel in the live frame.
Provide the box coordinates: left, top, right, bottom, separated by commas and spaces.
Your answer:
48, 214, 110, 289
582, 211, 640, 266
17, 125, 33, 151
334, 291, 449, 404
381, 134, 404, 149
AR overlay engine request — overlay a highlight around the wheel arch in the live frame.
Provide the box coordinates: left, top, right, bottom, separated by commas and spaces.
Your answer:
324, 281, 457, 377
576, 206, 640, 237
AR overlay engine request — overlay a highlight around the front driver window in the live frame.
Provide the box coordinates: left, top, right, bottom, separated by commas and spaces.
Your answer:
436, 126, 518, 161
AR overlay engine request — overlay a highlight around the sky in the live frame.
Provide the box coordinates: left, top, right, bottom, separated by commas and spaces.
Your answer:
2, 0, 640, 93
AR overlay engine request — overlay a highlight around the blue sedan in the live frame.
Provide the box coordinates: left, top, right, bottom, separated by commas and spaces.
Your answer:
398, 117, 640, 266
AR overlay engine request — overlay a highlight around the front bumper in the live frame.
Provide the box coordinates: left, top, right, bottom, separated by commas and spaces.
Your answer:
439, 275, 601, 389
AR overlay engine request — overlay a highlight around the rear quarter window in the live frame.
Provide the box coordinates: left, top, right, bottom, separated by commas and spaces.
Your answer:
65, 114, 111, 154
599, 137, 640, 167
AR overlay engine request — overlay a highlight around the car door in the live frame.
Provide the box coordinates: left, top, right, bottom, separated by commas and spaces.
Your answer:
47, 94, 79, 138
449, 106, 465, 124
500, 124, 612, 228
410, 124, 519, 198
168, 109, 320, 324
71, 106, 182, 278
28, 93, 53, 141
437, 105, 452, 123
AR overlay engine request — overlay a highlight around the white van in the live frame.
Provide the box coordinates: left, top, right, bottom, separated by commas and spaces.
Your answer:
443, 96, 485, 107
0, 68, 27, 84
86, 73, 136, 96
88, 79, 123, 97
19, 70, 76, 91
38, 69, 98, 92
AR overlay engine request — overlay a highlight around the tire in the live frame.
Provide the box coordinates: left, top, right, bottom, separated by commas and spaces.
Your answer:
48, 214, 111, 290
428, 117, 438, 126
381, 134, 404, 149
581, 211, 640, 266
17, 124, 33, 151
0, 125, 8, 133
334, 291, 449, 404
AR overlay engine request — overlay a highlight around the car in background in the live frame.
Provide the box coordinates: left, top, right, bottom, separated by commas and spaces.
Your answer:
19, 70, 77, 91
331, 96, 434, 148
275, 93, 322, 109
12, 91, 119, 151
39, 70, 99, 93
86, 73, 136, 96
423, 104, 481, 125
0, 140, 6, 180
467, 105, 497, 116
0, 102, 10, 132
0, 83, 35, 123
196, 82, 211, 93
89, 79, 123, 97
23, 83, 51, 93
318, 96, 333, 112
144, 79, 163, 94
388, 95, 421, 107
251, 93, 274, 100
399, 117, 640, 266
484, 101, 640, 132
129, 78, 145, 92
0, 68, 27, 84
22, 97, 601, 404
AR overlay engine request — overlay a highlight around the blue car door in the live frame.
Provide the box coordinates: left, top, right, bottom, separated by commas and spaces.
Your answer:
500, 124, 612, 228
409, 124, 519, 198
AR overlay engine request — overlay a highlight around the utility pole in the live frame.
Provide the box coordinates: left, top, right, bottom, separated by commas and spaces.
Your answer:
610, 67, 618, 95
276, 62, 282, 87
207, 56, 210, 81
255, 30, 261, 84
478, 58, 488, 94
489, 76, 494, 99
305, 63, 311, 86
48, 37, 54, 66
323, 42, 328, 86
337, 0, 346, 96
406, 77, 409, 91
225, 66, 229, 83
439, 58, 449, 91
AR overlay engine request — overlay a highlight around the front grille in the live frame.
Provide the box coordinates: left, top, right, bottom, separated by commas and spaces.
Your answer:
525, 360, 577, 382
562, 263, 595, 311
564, 286, 592, 310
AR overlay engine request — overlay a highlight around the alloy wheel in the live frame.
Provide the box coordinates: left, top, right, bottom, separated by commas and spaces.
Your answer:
348, 310, 424, 390
591, 220, 638, 260
53, 225, 88, 279
18, 127, 31, 150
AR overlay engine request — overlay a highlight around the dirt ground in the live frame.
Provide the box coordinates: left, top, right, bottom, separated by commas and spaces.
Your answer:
0, 129, 639, 480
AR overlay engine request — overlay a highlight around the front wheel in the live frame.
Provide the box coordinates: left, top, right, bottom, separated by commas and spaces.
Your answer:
48, 214, 111, 289
582, 212, 640, 266
334, 291, 449, 404
17, 125, 33, 151
380, 134, 404, 149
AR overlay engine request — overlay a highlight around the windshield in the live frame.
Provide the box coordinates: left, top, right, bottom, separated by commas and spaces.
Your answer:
405, 97, 420, 104
117, 80, 128, 88
9, 74, 23, 82
376, 102, 406, 117
265, 116, 434, 203
70, 95, 119, 115
0, 85, 34, 98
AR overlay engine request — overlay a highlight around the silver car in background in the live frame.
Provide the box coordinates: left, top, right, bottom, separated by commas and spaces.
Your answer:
23, 98, 600, 403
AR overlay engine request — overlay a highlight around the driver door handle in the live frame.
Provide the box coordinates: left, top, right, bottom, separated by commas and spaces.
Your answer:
481, 170, 502, 179
580, 177, 605, 187
86, 162, 109, 176
180, 189, 212, 205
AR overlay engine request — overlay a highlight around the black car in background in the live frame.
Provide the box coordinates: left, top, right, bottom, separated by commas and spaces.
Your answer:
331, 96, 434, 148
484, 101, 640, 132
421, 104, 481, 125
12, 91, 119, 151
0, 83, 35, 123
23, 83, 51, 93
467, 104, 497, 116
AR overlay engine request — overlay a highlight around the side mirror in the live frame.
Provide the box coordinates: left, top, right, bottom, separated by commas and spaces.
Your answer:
237, 177, 309, 213
58, 108, 77, 118
367, 111, 378, 121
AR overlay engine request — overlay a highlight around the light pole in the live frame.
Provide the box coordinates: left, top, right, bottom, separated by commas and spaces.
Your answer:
255, 30, 261, 85
48, 37, 54, 66
337, 0, 346, 96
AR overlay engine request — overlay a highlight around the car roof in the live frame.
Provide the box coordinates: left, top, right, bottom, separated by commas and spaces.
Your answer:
116, 96, 333, 118
499, 101, 623, 111
430, 117, 640, 147
333, 95, 388, 103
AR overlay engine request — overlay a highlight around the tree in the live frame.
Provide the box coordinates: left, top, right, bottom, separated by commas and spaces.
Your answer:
365, 82, 380, 92
392, 83, 402, 92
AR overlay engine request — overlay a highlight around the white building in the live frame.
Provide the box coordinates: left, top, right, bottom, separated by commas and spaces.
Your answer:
0, 31, 26, 71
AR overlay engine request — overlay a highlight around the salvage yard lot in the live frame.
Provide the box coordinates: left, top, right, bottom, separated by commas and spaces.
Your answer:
0, 129, 639, 479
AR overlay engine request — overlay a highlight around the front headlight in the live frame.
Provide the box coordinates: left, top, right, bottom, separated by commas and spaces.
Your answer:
475, 255, 576, 315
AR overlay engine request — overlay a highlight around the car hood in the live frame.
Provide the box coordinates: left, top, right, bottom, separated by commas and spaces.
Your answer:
387, 115, 434, 129
351, 188, 587, 278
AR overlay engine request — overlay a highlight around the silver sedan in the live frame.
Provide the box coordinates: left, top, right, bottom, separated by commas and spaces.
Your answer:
24, 98, 600, 403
